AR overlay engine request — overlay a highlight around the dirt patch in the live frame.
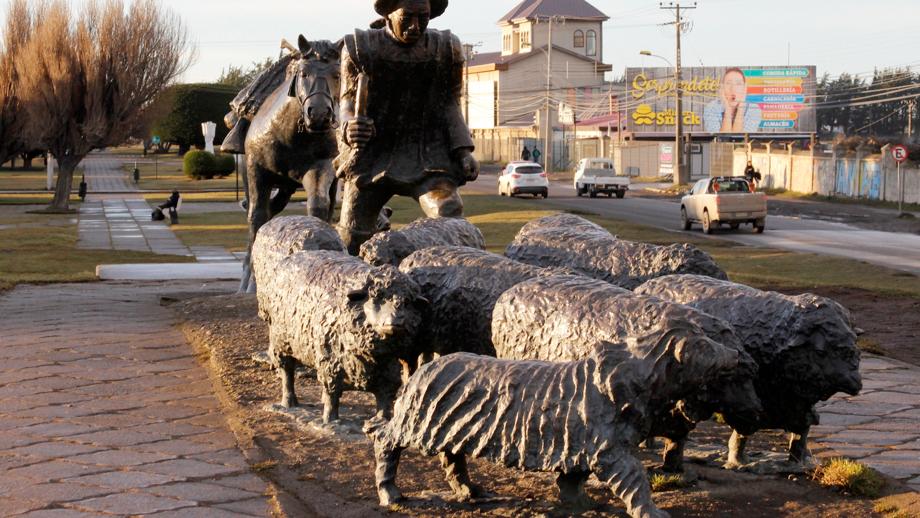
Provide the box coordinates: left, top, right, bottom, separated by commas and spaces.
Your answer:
171, 294, 894, 517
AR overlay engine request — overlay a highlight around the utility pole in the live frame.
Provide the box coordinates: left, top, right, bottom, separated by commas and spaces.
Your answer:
660, 1, 696, 185
908, 99, 915, 142
462, 43, 475, 124
537, 15, 565, 173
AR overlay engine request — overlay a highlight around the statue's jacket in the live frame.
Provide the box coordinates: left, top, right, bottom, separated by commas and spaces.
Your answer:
340, 28, 475, 188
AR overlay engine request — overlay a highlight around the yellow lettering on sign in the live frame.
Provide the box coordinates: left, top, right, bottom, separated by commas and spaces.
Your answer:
632, 72, 720, 100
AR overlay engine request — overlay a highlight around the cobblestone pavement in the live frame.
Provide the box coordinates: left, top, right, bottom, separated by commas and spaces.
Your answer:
812, 354, 920, 492
0, 281, 274, 516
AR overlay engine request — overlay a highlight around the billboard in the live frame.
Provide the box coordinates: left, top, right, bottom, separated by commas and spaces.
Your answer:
626, 66, 817, 135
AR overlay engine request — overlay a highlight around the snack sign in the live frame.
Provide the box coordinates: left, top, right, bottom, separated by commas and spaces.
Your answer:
626, 66, 817, 134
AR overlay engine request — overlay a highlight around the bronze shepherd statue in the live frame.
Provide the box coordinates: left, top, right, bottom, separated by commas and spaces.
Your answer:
222, 36, 342, 293
337, 0, 479, 254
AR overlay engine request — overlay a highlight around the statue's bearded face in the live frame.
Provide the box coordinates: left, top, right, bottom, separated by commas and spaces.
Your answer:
387, 0, 430, 45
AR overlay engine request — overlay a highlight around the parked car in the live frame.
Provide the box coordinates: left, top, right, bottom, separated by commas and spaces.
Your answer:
499, 161, 549, 198
681, 176, 767, 234
574, 158, 630, 198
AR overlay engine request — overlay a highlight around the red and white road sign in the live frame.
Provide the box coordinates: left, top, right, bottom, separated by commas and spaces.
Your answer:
892, 144, 909, 163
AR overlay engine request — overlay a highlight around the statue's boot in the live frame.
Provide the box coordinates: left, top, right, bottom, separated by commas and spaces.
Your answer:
221, 115, 249, 154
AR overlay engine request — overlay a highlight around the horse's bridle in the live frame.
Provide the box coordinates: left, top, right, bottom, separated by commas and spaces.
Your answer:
296, 64, 339, 130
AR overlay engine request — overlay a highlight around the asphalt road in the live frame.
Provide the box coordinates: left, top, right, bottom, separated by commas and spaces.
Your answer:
463, 172, 920, 276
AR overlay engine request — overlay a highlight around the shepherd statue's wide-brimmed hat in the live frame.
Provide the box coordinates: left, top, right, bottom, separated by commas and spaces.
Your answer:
374, 0, 448, 18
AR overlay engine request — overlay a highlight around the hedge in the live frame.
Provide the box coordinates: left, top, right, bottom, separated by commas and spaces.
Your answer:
183, 150, 235, 179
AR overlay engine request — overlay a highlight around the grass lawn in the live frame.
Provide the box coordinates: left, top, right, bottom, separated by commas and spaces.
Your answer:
127, 156, 242, 192
0, 213, 193, 293
0, 165, 79, 191
168, 192, 920, 298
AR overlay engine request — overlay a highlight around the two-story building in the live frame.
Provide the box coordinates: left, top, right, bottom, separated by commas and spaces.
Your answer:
465, 0, 614, 168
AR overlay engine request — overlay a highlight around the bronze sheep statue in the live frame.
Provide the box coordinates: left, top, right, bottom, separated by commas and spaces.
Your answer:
635, 274, 862, 467
398, 245, 560, 359
492, 274, 763, 473
258, 249, 427, 422
505, 213, 727, 289
371, 334, 748, 518
359, 217, 485, 266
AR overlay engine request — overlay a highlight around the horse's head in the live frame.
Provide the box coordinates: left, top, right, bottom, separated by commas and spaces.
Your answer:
289, 35, 341, 133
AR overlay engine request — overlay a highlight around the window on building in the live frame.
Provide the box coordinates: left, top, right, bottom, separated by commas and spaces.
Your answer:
520, 30, 531, 49
503, 34, 511, 52
573, 30, 585, 48
586, 30, 597, 56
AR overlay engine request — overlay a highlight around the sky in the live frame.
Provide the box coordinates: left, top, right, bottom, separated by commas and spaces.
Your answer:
161, 0, 920, 84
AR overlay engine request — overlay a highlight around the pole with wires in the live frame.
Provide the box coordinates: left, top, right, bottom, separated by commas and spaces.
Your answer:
660, 1, 696, 185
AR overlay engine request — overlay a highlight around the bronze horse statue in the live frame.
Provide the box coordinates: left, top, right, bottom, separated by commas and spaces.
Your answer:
225, 35, 342, 293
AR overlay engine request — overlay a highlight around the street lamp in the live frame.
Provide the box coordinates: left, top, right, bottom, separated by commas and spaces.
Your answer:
640, 50, 683, 185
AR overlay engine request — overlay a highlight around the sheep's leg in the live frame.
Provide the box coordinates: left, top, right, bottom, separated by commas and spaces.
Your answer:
726, 430, 749, 468
788, 426, 811, 464
322, 386, 342, 423
374, 439, 404, 506
278, 356, 299, 408
556, 470, 594, 509
661, 436, 685, 473
598, 452, 668, 518
439, 451, 483, 500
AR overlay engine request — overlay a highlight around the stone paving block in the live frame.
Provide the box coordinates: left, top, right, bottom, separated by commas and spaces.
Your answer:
7, 442, 105, 460
68, 429, 171, 448
814, 413, 878, 427
0, 497, 45, 515
72, 492, 196, 515
889, 408, 920, 419
146, 507, 255, 517
210, 473, 269, 493
818, 401, 912, 417
138, 404, 209, 421
7, 460, 111, 481
63, 470, 184, 490
820, 429, 918, 447
189, 450, 251, 470
68, 449, 176, 467
145, 481, 261, 503
138, 458, 243, 479
852, 419, 920, 432
134, 439, 228, 457
861, 459, 920, 480
215, 497, 272, 516
12, 481, 113, 503
127, 421, 213, 438
852, 391, 920, 405
0, 473, 37, 497
17, 509, 110, 518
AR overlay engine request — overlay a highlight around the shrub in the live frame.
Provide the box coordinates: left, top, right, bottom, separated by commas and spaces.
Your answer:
183, 150, 235, 179
813, 458, 884, 498
183, 150, 216, 179
214, 153, 235, 176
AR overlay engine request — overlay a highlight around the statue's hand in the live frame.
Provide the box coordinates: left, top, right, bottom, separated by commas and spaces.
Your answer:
346, 117, 375, 148
458, 149, 479, 181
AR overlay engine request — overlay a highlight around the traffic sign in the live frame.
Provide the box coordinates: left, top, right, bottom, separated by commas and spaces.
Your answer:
151, 135, 161, 145
891, 144, 909, 163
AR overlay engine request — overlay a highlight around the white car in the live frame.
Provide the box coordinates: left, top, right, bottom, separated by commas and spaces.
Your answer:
681, 177, 767, 234
574, 158, 630, 198
498, 161, 549, 198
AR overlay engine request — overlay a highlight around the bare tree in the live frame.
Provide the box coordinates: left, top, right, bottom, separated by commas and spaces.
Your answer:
0, 0, 33, 166
15, 0, 192, 210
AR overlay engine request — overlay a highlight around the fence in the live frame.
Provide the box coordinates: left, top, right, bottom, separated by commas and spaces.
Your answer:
734, 144, 920, 204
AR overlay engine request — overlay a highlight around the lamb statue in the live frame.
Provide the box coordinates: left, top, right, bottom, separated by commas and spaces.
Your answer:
492, 274, 762, 473
360, 217, 485, 266
635, 274, 862, 466
398, 245, 561, 359
505, 213, 726, 289
371, 336, 747, 518
258, 249, 427, 422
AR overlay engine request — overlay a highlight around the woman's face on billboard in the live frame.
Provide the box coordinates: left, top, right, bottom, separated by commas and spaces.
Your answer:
722, 70, 746, 108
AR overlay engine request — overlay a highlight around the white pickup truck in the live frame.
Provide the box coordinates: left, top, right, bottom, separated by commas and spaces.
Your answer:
574, 158, 630, 198
681, 177, 767, 234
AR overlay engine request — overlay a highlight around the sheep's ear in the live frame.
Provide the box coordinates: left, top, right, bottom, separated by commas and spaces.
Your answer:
347, 289, 368, 302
